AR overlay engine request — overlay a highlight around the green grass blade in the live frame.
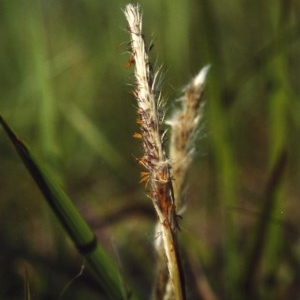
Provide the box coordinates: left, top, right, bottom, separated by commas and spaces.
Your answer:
241, 151, 287, 296
0, 115, 135, 300
24, 267, 31, 300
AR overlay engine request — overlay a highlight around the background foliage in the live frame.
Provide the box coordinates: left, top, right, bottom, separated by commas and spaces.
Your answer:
0, 0, 299, 299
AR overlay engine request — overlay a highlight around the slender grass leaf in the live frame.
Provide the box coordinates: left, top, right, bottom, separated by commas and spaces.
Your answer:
0, 115, 136, 300
241, 150, 287, 296
24, 267, 31, 300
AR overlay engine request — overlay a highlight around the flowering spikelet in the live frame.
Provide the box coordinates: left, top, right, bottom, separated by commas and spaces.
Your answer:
124, 4, 185, 300
124, 4, 177, 231
166, 66, 210, 209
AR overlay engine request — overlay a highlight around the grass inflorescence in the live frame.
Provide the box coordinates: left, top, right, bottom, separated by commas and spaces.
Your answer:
0, 1, 298, 300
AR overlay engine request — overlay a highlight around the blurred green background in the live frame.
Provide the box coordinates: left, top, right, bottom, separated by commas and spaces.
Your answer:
0, 0, 300, 299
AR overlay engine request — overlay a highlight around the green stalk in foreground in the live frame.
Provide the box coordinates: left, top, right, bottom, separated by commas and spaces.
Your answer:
0, 115, 135, 300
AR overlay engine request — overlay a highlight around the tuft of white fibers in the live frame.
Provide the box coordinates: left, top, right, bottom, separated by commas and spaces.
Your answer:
193, 65, 210, 88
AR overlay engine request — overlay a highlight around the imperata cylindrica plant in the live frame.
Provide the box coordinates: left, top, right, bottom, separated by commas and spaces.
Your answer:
124, 4, 209, 300
0, 3, 209, 300
1, 2, 293, 299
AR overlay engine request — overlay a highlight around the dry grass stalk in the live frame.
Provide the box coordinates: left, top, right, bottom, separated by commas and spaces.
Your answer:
124, 4, 185, 300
